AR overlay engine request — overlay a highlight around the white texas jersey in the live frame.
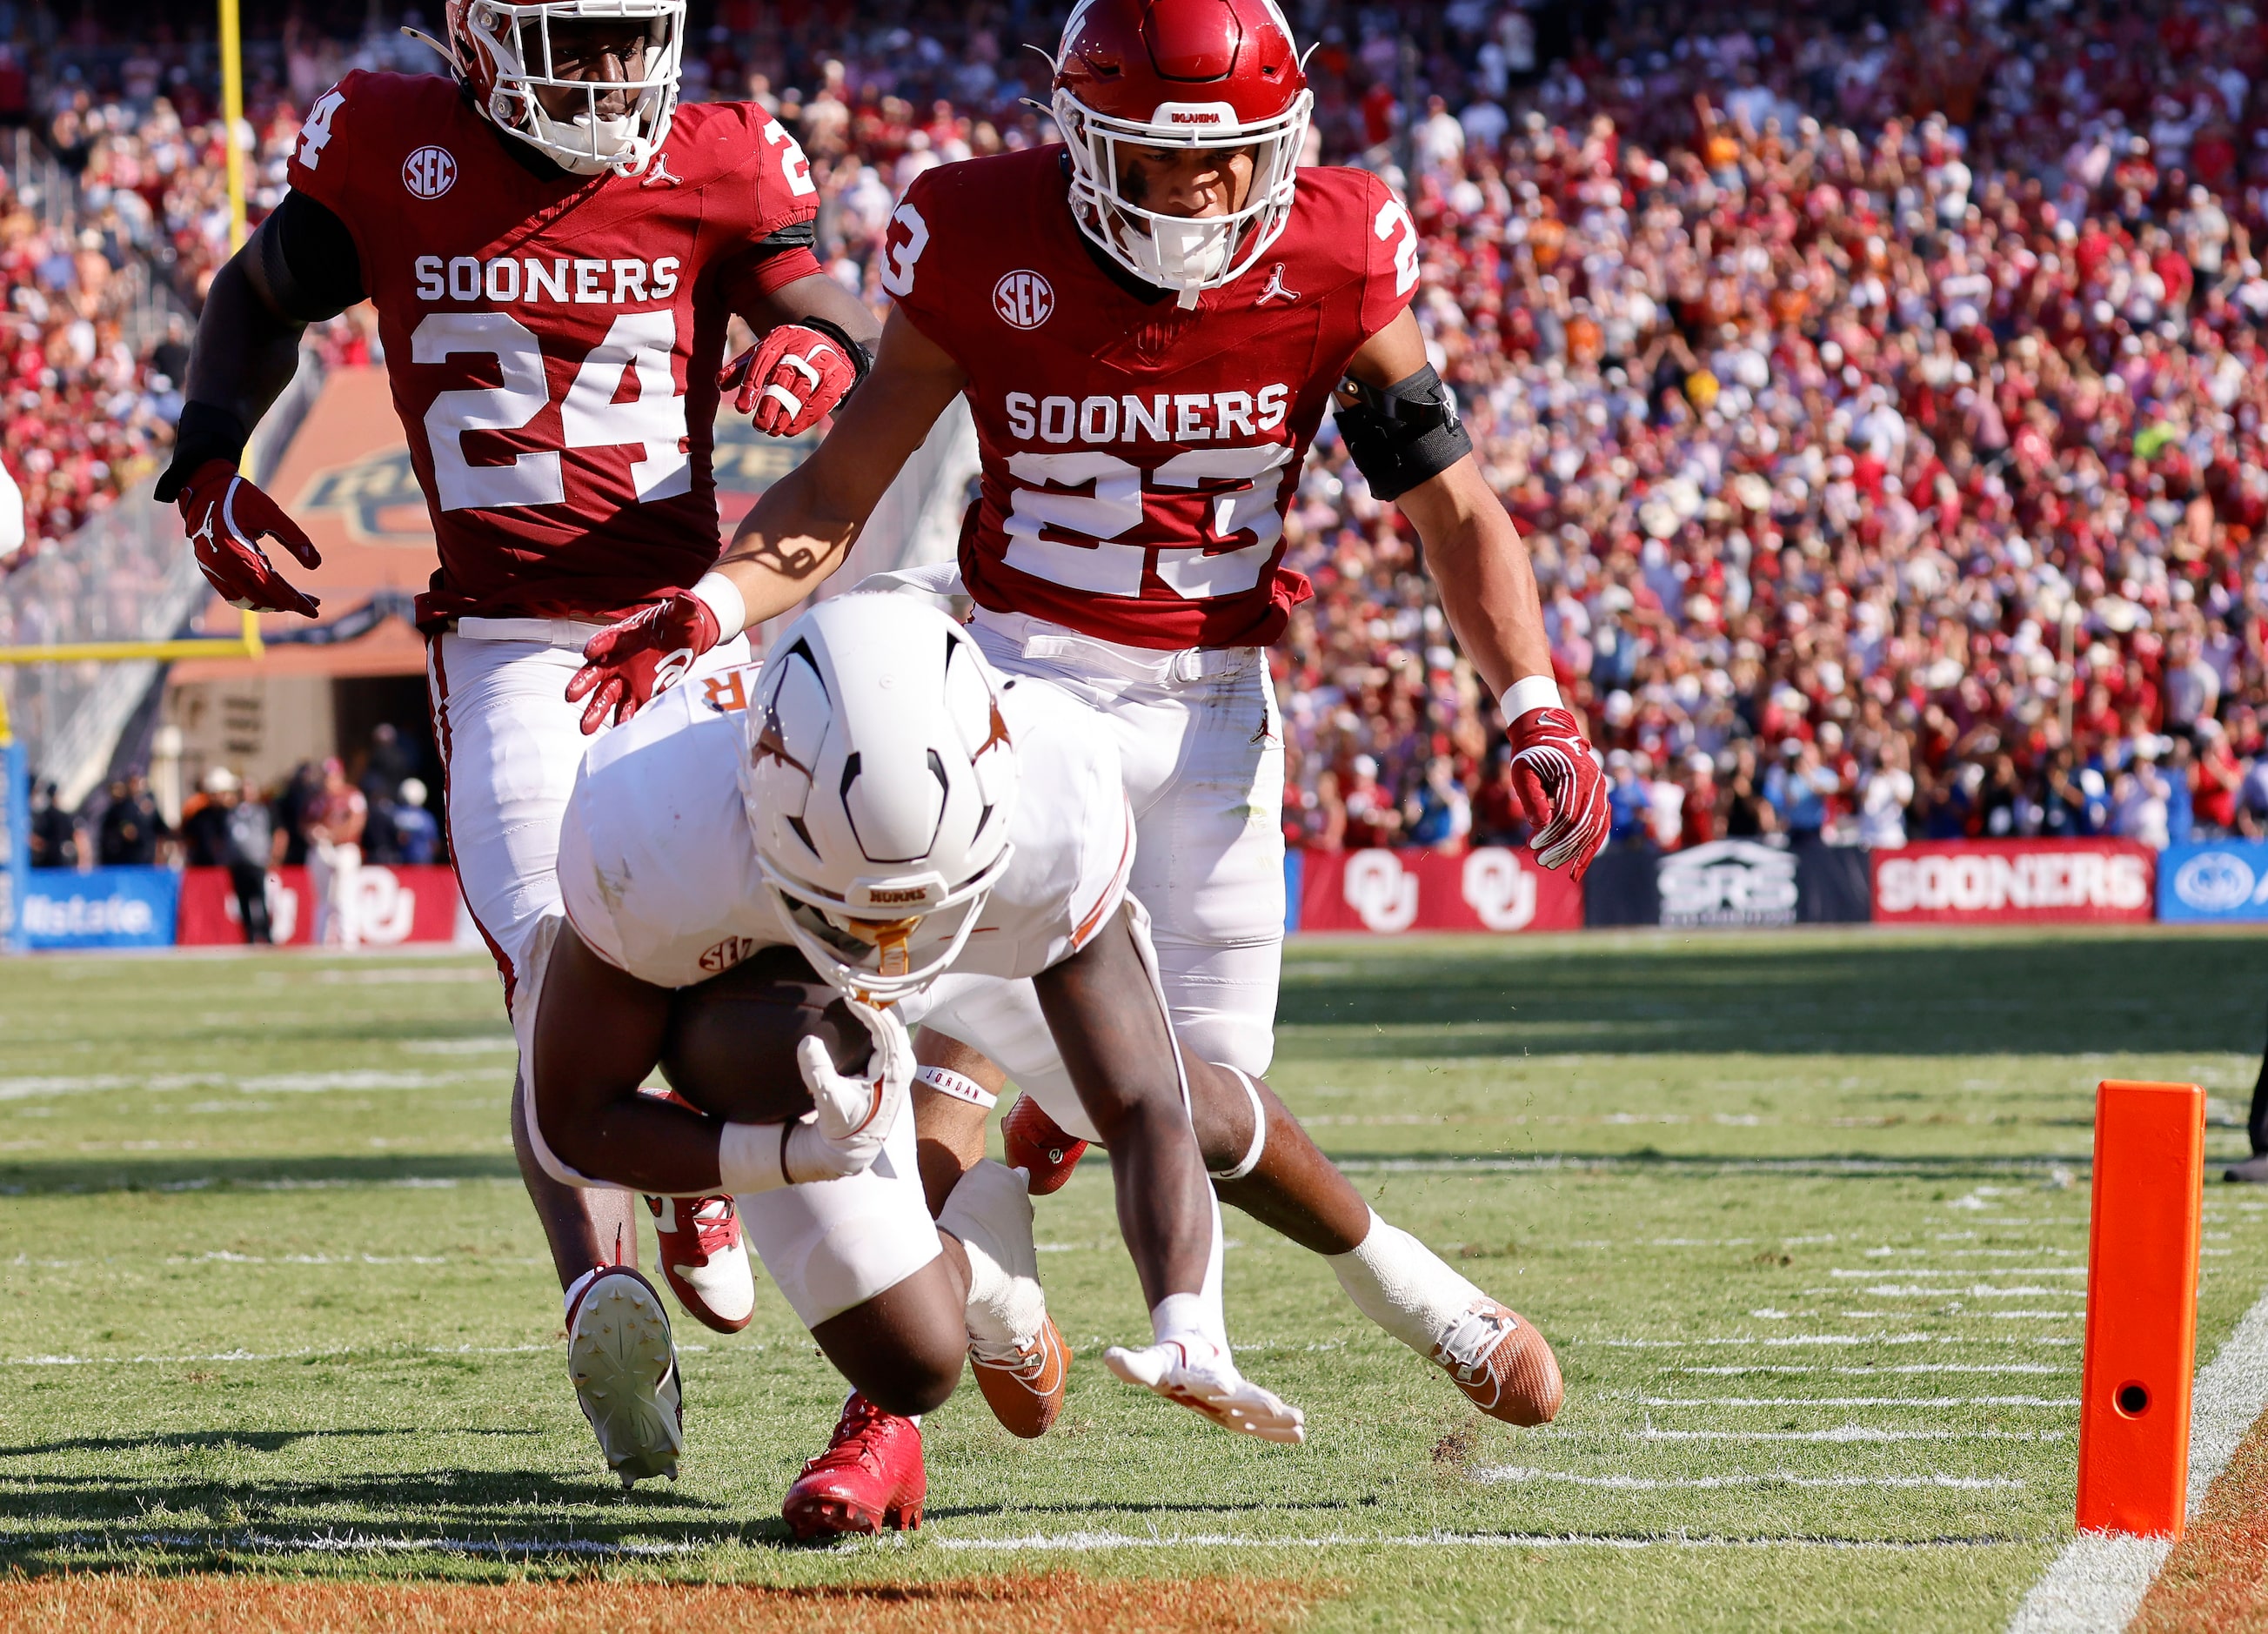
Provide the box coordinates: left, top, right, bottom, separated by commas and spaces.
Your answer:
557, 662, 1136, 991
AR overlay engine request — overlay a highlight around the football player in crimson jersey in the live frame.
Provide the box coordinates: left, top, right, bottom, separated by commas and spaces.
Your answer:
155, 0, 880, 1486
569, 0, 1602, 1532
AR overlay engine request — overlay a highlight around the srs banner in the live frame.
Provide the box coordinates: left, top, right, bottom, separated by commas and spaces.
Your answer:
1296, 847, 1584, 934
1871, 839, 2155, 926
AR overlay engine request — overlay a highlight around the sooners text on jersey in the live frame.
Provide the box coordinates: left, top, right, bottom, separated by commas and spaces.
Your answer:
287, 71, 822, 629
881, 147, 1419, 651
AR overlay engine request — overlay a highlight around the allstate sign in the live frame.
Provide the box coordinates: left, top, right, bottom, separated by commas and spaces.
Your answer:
2160, 840, 2268, 922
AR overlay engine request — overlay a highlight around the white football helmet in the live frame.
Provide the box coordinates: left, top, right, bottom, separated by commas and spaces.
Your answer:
444, 0, 684, 177
741, 595, 1020, 1004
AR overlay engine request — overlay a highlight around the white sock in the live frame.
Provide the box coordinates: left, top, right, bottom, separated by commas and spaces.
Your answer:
938, 1159, 1046, 1351
1327, 1209, 1485, 1356
1149, 1194, 1230, 1358
563, 1265, 600, 1322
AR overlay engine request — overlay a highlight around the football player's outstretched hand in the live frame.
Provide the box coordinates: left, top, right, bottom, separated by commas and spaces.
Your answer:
566, 593, 721, 735
1508, 701, 1610, 881
723, 324, 860, 438
1102, 1337, 1306, 1443
788, 998, 911, 1180
171, 459, 323, 618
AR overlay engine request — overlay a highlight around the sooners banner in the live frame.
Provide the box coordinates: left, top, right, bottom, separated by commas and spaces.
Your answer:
1297, 847, 1583, 934
1871, 839, 2155, 926
177, 865, 465, 947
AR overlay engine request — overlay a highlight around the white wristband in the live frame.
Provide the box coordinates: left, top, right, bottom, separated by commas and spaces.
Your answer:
717, 1119, 790, 1195
915, 1064, 998, 1110
689, 570, 747, 639
1501, 675, 1564, 720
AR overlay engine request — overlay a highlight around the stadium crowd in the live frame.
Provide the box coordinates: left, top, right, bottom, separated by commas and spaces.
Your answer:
12, 2, 2268, 854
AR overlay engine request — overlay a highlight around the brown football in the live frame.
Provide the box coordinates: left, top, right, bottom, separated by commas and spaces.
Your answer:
658, 946, 869, 1124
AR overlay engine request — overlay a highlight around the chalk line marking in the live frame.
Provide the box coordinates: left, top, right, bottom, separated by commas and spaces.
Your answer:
1588, 1334, 2082, 1349
1475, 1468, 2024, 1491
1640, 1425, 2064, 1443
1676, 1363, 2074, 1376
104, 1526, 2035, 1559
1637, 1396, 2079, 1410
2006, 1285, 2268, 1633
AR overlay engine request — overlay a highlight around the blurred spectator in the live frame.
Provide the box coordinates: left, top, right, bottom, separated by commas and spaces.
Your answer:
183, 765, 281, 943
94, 772, 160, 864
26, 778, 77, 867
390, 776, 440, 866
302, 755, 365, 948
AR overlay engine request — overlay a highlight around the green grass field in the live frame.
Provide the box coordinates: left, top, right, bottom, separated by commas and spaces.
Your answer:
3, 927, 2266, 1631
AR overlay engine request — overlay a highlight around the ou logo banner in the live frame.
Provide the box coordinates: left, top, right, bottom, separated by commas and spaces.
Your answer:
345, 867, 419, 945
994, 270, 1054, 330
1342, 849, 1419, 933
1460, 848, 1538, 930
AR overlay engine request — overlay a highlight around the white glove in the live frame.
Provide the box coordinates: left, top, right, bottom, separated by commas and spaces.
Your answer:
786, 997, 911, 1182
1102, 1336, 1305, 1444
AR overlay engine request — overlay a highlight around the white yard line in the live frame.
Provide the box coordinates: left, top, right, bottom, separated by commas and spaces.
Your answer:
112, 1527, 2027, 1557
1676, 1364, 2074, 1376
1639, 1426, 2064, 1443
2006, 1284, 2268, 1633
1637, 1396, 2078, 1409
1589, 1334, 2082, 1349
1475, 1468, 2024, 1491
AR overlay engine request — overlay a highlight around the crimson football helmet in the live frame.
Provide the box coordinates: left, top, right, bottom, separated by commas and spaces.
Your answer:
442, 0, 684, 177
1050, 0, 1313, 305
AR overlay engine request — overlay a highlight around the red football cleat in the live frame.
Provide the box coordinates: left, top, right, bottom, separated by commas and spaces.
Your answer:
1001, 1094, 1087, 1195
1431, 1298, 1564, 1426
781, 1393, 926, 1539
645, 1194, 755, 1333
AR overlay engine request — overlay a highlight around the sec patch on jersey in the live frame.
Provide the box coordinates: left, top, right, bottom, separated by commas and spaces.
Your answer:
658, 947, 868, 1124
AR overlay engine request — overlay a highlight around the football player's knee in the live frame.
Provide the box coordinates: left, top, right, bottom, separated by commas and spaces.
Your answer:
850, 1327, 964, 1418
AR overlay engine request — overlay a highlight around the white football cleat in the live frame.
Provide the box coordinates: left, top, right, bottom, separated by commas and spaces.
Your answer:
940, 1159, 1067, 1438
1102, 1338, 1304, 1443
565, 1266, 683, 1487
646, 1194, 756, 1333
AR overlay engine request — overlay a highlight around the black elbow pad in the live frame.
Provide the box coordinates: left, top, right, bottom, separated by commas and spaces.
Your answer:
1332, 364, 1472, 500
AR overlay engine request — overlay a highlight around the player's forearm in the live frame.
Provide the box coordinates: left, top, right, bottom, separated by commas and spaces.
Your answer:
759, 270, 882, 351
1405, 464, 1554, 702
182, 252, 305, 440
545, 1092, 730, 1195
713, 465, 865, 628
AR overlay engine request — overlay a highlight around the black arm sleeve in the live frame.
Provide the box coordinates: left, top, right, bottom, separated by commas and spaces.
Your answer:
1332, 364, 1474, 502
259, 189, 367, 322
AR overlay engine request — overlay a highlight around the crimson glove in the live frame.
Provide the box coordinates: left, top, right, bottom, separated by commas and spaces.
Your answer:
565, 592, 723, 735
176, 459, 323, 618
721, 322, 863, 437
1507, 701, 1610, 881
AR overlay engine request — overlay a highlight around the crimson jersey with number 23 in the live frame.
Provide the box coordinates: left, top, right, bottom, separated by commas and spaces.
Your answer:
880, 147, 1419, 651
286, 70, 823, 628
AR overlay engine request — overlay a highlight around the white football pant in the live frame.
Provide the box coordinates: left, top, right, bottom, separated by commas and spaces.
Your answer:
425, 619, 751, 1017
964, 606, 1285, 1079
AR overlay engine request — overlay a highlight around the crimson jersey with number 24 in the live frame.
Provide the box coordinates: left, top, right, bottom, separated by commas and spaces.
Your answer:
286, 71, 823, 629
881, 147, 1419, 651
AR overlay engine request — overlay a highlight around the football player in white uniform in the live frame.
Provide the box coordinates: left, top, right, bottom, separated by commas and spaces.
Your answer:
525, 593, 1304, 1534
533, 591, 1560, 1535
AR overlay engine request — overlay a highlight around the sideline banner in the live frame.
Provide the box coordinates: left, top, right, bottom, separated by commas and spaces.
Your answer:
177, 865, 464, 947
2158, 840, 2268, 923
1871, 838, 2155, 926
1296, 846, 1583, 934
1585, 839, 1871, 928
20, 866, 179, 949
